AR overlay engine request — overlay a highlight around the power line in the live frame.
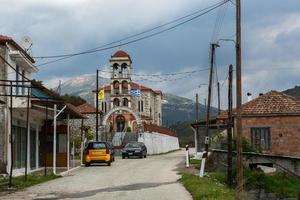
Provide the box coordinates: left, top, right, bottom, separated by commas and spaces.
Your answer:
37, 0, 229, 66
97, 67, 209, 77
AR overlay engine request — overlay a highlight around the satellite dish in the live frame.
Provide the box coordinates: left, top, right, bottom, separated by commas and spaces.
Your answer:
20, 36, 33, 51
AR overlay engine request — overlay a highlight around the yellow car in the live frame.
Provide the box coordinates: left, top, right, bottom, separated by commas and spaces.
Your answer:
84, 141, 114, 167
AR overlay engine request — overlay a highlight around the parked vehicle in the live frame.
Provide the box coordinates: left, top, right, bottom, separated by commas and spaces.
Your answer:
84, 141, 114, 166
122, 142, 147, 159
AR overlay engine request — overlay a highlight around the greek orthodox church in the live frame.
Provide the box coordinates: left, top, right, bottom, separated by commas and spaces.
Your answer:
97, 50, 163, 133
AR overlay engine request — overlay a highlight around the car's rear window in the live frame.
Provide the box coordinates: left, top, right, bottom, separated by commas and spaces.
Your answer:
125, 143, 141, 148
88, 142, 107, 149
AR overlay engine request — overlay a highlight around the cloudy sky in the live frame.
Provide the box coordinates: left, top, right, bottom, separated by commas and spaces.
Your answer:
1, 0, 300, 108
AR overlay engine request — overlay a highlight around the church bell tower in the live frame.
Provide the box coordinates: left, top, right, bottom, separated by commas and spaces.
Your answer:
109, 50, 132, 109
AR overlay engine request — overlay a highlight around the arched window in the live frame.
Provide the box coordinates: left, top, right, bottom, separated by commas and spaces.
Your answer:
113, 98, 120, 107
122, 81, 128, 94
123, 98, 129, 107
113, 81, 119, 89
113, 81, 120, 95
121, 63, 128, 78
113, 63, 119, 77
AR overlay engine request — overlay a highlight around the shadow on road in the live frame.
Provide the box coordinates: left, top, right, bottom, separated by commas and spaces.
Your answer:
34, 181, 177, 200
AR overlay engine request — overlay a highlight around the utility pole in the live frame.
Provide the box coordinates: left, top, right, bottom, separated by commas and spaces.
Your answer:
217, 82, 221, 115
96, 69, 99, 141
236, 0, 243, 192
227, 64, 233, 186
195, 93, 199, 152
204, 43, 219, 158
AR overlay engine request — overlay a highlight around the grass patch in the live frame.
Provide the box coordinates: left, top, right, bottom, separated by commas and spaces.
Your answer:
180, 173, 235, 200
0, 174, 60, 192
245, 170, 300, 198
190, 159, 201, 165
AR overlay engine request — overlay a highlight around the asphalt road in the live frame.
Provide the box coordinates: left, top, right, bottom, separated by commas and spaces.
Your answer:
3, 150, 192, 200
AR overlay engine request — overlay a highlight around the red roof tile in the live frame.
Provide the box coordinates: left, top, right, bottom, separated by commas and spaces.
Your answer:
111, 50, 132, 63
76, 103, 100, 114
112, 50, 130, 58
0, 35, 35, 63
217, 91, 300, 119
143, 123, 177, 137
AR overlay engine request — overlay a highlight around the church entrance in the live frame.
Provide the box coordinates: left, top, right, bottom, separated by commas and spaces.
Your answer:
116, 115, 125, 132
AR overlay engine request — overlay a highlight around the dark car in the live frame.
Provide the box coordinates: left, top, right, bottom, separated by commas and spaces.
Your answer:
84, 141, 115, 167
122, 142, 147, 159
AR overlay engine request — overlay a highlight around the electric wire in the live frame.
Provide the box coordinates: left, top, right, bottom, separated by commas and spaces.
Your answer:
36, 0, 229, 66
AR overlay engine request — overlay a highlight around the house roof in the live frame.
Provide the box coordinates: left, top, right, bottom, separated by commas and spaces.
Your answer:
218, 90, 300, 119
143, 123, 177, 137
98, 82, 162, 95
76, 103, 101, 114
0, 35, 35, 63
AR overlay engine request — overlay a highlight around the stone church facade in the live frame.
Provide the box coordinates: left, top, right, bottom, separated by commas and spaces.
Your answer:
96, 50, 162, 132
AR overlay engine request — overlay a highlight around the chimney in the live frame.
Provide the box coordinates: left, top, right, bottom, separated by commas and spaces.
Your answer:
247, 92, 252, 102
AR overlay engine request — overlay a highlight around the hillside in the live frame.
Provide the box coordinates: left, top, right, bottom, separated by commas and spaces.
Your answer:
57, 74, 218, 125
283, 85, 300, 99
55, 74, 219, 145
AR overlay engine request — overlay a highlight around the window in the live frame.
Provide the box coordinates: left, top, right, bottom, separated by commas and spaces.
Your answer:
12, 125, 27, 169
123, 98, 129, 107
138, 100, 144, 112
105, 102, 107, 113
88, 142, 107, 150
251, 127, 271, 150
113, 98, 120, 106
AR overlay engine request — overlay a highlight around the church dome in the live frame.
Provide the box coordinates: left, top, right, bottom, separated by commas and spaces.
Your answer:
112, 50, 130, 58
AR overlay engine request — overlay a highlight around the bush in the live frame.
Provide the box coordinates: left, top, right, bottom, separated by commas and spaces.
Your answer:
245, 170, 300, 198
232, 137, 255, 152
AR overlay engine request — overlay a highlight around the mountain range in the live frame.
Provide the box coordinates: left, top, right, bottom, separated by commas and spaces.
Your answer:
56, 74, 218, 126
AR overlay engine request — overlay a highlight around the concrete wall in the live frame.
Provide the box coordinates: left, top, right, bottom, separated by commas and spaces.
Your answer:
138, 132, 179, 155
210, 150, 300, 176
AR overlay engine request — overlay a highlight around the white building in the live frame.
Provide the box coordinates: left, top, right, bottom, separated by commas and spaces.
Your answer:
0, 35, 83, 176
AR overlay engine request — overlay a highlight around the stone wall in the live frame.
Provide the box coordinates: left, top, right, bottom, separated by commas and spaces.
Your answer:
238, 116, 300, 157
69, 113, 97, 140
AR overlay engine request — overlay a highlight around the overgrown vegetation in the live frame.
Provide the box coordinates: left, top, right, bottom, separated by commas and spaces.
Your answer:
180, 173, 235, 200
0, 174, 60, 192
169, 121, 194, 147
232, 137, 255, 152
73, 128, 95, 149
244, 170, 300, 198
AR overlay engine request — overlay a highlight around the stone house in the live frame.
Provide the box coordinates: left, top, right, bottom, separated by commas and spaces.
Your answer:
217, 91, 300, 157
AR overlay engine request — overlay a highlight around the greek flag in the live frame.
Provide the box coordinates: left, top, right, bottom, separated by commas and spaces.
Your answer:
129, 89, 141, 97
